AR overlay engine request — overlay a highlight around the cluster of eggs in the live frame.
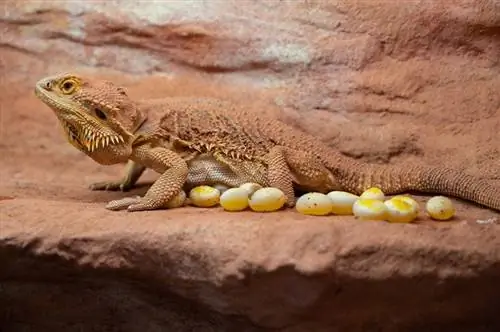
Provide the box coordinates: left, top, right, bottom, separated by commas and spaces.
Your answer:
170, 183, 456, 222
296, 187, 456, 222
171, 183, 288, 212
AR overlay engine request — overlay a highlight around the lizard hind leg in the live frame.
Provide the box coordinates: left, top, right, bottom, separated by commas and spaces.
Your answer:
265, 146, 340, 208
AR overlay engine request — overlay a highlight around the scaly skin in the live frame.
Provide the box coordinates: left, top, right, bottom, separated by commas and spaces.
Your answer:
34, 73, 500, 212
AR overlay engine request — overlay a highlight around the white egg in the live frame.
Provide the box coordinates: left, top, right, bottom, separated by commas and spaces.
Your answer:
219, 187, 250, 212
360, 187, 385, 201
327, 191, 359, 215
165, 190, 187, 209
353, 198, 388, 221
248, 187, 286, 212
391, 195, 420, 214
296, 192, 333, 216
426, 196, 455, 221
189, 185, 221, 207
384, 197, 417, 223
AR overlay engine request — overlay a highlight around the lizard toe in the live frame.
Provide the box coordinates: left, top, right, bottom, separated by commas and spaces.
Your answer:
126, 198, 161, 212
119, 183, 133, 192
105, 196, 141, 211
90, 181, 122, 191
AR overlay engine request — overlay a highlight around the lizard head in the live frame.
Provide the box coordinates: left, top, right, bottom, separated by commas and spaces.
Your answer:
34, 73, 145, 165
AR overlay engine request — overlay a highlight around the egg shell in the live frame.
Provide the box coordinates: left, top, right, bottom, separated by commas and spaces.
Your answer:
165, 190, 187, 209
248, 187, 286, 212
239, 182, 263, 196
296, 192, 333, 216
426, 196, 455, 221
189, 185, 221, 207
327, 191, 359, 215
353, 198, 388, 221
220, 187, 250, 211
384, 198, 417, 223
360, 187, 385, 201
391, 195, 420, 214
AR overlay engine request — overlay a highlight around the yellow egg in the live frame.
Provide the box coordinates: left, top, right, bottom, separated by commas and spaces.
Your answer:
425, 196, 455, 221
327, 191, 359, 215
296, 192, 333, 216
239, 182, 263, 196
391, 195, 420, 214
248, 187, 286, 212
189, 185, 221, 207
384, 198, 417, 223
165, 190, 187, 209
353, 198, 388, 221
219, 187, 250, 211
360, 187, 385, 201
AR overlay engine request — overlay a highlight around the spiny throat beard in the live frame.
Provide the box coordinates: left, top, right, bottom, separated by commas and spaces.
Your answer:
60, 119, 124, 153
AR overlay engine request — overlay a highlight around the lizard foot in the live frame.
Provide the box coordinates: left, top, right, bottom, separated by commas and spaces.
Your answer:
105, 196, 141, 211
90, 181, 133, 192
286, 197, 297, 208
105, 196, 166, 212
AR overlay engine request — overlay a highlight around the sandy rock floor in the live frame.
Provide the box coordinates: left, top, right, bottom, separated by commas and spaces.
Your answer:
1, 0, 500, 330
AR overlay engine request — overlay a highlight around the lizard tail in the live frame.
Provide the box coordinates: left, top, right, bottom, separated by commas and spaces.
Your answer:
333, 163, 500, 211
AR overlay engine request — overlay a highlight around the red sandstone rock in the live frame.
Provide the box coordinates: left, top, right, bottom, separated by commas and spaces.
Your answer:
1, 0, 499, 331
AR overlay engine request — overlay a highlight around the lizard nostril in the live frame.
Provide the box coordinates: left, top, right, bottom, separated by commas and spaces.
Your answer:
44, 81, 52, 90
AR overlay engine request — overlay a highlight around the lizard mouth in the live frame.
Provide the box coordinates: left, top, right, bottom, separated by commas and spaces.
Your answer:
60, 119, 124, 153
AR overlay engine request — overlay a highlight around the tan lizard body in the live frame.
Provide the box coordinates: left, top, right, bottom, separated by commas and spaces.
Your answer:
34, 73, 500, 212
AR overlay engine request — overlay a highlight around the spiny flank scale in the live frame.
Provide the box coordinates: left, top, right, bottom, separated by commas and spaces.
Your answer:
34, 73, 500, 212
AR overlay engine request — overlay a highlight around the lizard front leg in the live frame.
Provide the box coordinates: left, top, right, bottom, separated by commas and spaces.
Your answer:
106, 145, 188, 212
90, 160, 146, 192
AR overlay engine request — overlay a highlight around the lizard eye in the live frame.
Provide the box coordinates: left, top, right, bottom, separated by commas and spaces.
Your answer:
60, 79, 77, 94
94, 108, 107, 120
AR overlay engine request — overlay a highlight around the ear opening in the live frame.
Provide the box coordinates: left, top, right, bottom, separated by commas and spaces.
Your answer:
117, 87, 127, 96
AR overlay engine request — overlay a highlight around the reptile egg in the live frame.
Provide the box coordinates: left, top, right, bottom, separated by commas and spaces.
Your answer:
296, 192, 333, 216
426, 196, 455, 221
391, 195, 420, 214
213, 184, 230, 194
189, 185, 220, 208
239, 182, 263, 196
360, 187, 385, 201
248, 187, 286, 212
384, 198, 417, 223
165, 190, 187, 209
219, 187, 250, 212
353, 198, 388, 221
327, 191, 359, 215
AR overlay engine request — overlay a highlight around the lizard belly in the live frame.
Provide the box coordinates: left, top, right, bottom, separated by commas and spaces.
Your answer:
185, 154, 249, 190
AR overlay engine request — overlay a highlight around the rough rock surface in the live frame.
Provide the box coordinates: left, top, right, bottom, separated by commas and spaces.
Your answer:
1, 0, 500, 331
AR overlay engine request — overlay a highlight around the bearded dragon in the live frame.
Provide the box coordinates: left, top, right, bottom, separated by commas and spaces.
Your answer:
34, 73, 500, 213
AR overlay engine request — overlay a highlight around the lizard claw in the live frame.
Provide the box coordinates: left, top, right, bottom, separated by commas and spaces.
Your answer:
126, 200, 158, 212
105, 196, 142, 211
90, 181, 132, 192
105, 196, 163, 212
